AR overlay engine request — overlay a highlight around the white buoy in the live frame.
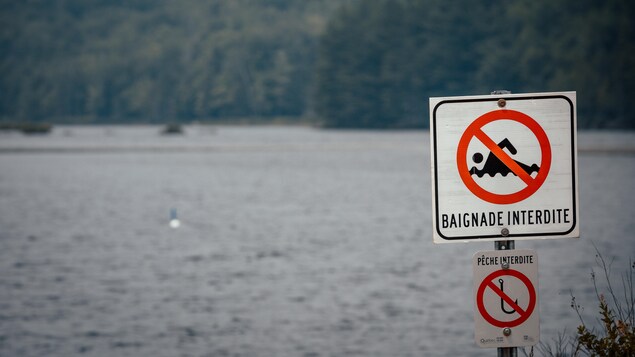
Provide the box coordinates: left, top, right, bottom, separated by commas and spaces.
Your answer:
169, 208, 181, 228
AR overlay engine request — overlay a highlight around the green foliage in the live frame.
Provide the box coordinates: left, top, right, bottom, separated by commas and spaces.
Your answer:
570, 252, 635, 356
2, 0, 634, 128
315, 0, 635, 129
0, 0, 344, 123
537, 251, 635, 356
576, 295, 635, 356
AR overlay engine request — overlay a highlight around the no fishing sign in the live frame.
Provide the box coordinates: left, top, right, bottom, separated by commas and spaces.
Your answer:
473, 249, 539, 348
429, 92, 579, 243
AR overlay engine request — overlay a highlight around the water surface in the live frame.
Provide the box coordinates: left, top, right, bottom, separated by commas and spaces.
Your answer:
0, 126, 633, 356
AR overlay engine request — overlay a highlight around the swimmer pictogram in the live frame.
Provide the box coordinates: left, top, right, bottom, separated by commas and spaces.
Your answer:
469, 138, 540, 178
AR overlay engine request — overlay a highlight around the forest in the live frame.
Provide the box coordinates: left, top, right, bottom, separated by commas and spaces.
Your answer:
1, 0, 634, 129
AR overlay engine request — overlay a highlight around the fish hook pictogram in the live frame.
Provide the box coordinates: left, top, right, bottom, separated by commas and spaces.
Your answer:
499, 278, 518, 314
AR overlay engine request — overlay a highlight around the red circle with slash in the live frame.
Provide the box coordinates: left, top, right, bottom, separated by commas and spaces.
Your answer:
476, 269, 536, 328
457, 109, 551, 204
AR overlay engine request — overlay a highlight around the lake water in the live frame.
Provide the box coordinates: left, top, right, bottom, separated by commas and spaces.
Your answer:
0, 125, 634, 356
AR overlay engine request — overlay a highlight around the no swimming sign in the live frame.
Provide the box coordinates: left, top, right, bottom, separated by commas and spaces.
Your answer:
429, 92, 579, 243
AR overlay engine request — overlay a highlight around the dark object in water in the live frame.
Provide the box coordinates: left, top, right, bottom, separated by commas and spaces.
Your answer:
161, 123, 183, 135
0, 122, 53, 134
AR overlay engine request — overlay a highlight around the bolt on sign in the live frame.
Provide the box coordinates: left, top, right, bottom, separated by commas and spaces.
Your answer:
473, 249, 539, 348
429, 92, 579, 243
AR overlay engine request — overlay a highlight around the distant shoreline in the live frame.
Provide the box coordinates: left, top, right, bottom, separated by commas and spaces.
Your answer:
0, 127, 633, 156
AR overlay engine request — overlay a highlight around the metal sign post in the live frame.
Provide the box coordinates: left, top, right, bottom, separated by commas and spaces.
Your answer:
495, 240, 517, 357
492, 92, 522, 357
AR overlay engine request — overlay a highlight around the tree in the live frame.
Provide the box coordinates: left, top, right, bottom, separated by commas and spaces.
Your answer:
314, 0, 635, 129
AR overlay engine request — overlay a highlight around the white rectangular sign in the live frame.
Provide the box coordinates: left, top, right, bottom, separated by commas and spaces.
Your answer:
473, 249, 539, 348
430, 92, 579, 243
